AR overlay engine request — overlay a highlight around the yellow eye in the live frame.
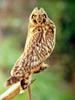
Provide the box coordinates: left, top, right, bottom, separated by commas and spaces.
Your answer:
42, 14, 46, 23
32, 14, 36, 19
42, 14, 47, 18
32, 14, 37, 23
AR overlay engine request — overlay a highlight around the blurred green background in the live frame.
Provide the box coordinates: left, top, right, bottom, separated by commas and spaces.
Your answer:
0, 0, 75, 100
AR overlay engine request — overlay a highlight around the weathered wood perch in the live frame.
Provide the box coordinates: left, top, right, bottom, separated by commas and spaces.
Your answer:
0, 80, 35, 100
0, 82, 21, 100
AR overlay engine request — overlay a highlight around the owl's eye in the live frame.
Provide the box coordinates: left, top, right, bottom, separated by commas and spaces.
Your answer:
42, 14, 46, 23
32, 14, 36, 19
42, 14, 47, 18
32, 14, 37, 23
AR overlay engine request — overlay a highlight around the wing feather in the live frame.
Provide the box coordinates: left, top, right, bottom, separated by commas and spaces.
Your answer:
11, 24, 56, 75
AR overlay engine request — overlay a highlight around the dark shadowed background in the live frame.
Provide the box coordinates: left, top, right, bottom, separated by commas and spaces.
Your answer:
0, 0, 75, 100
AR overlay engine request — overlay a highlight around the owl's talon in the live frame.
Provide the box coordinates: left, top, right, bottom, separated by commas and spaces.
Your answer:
21, 79, 36, 90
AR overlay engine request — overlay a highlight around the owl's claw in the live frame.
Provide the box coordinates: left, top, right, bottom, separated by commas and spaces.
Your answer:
21, 79, 36, 90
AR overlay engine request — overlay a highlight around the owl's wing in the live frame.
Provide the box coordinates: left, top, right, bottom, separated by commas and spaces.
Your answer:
10, 53, 24, 76
11, 24, 56, 74
23, 25, 56, 68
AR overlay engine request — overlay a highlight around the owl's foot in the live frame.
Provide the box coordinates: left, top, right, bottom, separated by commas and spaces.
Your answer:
21, 79, 28, 90
21, 79, 36, 90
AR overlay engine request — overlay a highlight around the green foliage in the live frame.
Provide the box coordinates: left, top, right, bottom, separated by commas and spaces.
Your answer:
0, 36, 22, 68
14, 71, 74, 100
0, 0, 75, 100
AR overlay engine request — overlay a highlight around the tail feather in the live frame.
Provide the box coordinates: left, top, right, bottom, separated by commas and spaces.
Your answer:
5, 76, 19, 87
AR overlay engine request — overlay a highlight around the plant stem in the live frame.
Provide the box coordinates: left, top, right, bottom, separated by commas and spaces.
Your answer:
28, 85, 32, 100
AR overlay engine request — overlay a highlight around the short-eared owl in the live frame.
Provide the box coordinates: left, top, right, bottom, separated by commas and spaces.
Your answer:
5, 7, 56, 90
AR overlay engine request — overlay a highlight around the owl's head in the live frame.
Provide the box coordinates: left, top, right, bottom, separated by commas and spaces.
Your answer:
29, 7, 49, 25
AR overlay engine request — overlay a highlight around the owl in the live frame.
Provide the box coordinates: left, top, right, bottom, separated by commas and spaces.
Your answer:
5, 7, 56, 90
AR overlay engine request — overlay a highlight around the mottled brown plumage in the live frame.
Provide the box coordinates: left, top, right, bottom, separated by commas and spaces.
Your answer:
5, 7, 56, 90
